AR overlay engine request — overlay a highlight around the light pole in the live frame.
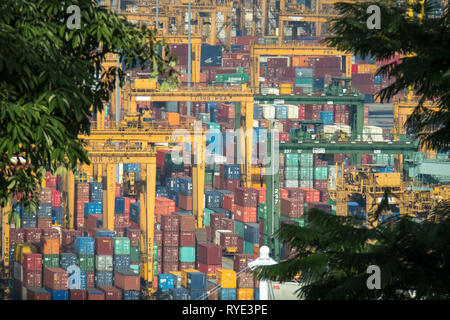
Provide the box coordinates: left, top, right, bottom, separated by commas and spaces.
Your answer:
187, 0, 192, 116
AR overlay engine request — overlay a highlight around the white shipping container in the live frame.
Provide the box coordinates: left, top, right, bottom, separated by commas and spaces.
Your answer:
262, 104, 275, 119
286, 104, 299, 119
299, 180, 313, 188
261, 87, 280, 95
95, 255, 113, 272
363, 125, 384, 142
253, 120, 259, 128
284, 180, 299, 188
273, 121, 284, 132
335, 124, 352, 134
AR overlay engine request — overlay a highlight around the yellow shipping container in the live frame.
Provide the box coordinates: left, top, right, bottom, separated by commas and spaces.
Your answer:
216, 269, 236, 288
237, 288, 254, 300
15, 243, 37, 264
357, 64, 378, 74
181, 269, 199, 288
374, 173, 401, 187
134, 78, 157, 90
291, 56, 310, 67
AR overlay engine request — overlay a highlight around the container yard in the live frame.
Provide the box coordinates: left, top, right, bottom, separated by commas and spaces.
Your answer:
1, 0, 450, 302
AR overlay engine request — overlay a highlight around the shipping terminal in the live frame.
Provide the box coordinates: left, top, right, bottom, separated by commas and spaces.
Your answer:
1, 0, 449, 301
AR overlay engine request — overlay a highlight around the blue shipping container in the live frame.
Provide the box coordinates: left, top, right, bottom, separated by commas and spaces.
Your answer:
319, 111, 334, 125
201, 44, 222, 66
347, 202, 359, 216
158, 274, 176, 292
60, 253, 77, 270
95, 271, 114, 287
190, 289, 206, 300
204, 190, 222, 209
224, 165, 241, 180
115, 197, 125, 214
168, 190, 180, 207
187, 272, 206, 290
96, 229, 116, 237
364, 94, 374, 103
84, 202, 102, 217
374, 75, 382, 85
37, 204, 52, 218
169, 288, 191, 300
74, 237, 95, 255
206, 102, 219, 113
275, 105, 287, 119
45, 287, 69, 300
123, 290, 140, 300
130, 202, 140, 224
244, 223, 259, 243
156, 186, 169, 198
113, 255, 130, 271
219, 288, 237, 300
179, 178, 193, 196
165, 178, 180, 191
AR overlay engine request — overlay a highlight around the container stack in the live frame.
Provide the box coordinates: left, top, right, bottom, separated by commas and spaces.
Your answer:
299, 153, 314, 188
75, 182, 90, 229
44, 267, 69, 300
13, 252, 43, 300
284, 153, 299, 188
125, 228, 141, 275
217, 269, 237, 300
185, 271, 207, 300
196, 243, 222, 276
155, 197, 176, 223
178, 215, 196, 270
114, 197, 130, 237
75, 237, 95, 289
280, 188, 305, 226
219, 165, 240, 193
161, 215, 180, 273
234, 254, 255, 300
178, 178, 193, 211
233, 187, 258, 254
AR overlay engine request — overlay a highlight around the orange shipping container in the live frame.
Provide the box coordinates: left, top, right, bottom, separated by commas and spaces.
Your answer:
41, 237, 60, 255
291, 56, 310, 67
166, 112, 180, 126
179, 194, 193, 211
233, 205, 257, 223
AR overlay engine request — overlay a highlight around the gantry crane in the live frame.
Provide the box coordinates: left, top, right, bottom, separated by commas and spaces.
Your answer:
250, 42, 353, 92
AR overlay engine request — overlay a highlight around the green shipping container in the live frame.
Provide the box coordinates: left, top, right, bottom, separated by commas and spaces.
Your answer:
300, 167, 314, 180
113, 237, 131, 255
130, 246, 140, 263
203, 208, 214, 226
257, 203, 267, 220
244, 240, 255, 254
205, 122, 221, 131
153, 244, 158, 260
295, 78, 314, 86
285, 167, 299, 180
164, 153, 184, 170
130, 263, 139, 275
154, 260, 158, 275
300, 154, 314, 166
314, 166, 328, 180
285, 153, 299, 167
78, 254, 95, 271
43, 254, 59, 268
166, 101, 178, 112
179, 247, 196, 263
234, 220, 245, 238
205, 171, 214, 185
236, 67, 245, 74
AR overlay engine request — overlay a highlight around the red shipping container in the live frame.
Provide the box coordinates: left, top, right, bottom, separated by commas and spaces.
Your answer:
179, 215, 195, 232
27, 287, 51, 300
95, 237, 114, 255
222, 194, 235, 212
115, 183, 121, 197
51, 190, 61, 207
85, 271, 95, 288
237, 237, 244, 253
279, 132, 290, 142
221, 179, 240, 193
10, 228, 25, 244
220, 218, 234, 232
114, 213, 129, 229
280, 199, 304, 219
162, 262, 179, 274
41, 228, 59, 239
45, 175, 59, 188
197, 262, 221, 275
234, 205, 257, 223
235, 187, 258, 207
156, 150, 171, 168
233, 253, 254, 272
252, 187, 266, 204
44, 268, 68, 290
161, 215, 179, 232
299, 188, 321, 203
124, 197, 136, 215
178, 194, 193, 211
179, 262, 195, 270
237, 272, 254, 288
163, 246, 179, 262
162, 231, 179, 246
61, 229, 83, 246
69, 290, 87, 300
114, 271, 140, 291
37, 218, 52, 229
24, 228, 42, 243
23, 270, 42, 287
87, 289, 105, 300
85, 214, 102, 231
219, 232, 238, 249
280, 188, 289, 199
126, 228, 141, 247
210, 213, 227, 231
179, 231, 195, 247
285, 188, 306, 202
197, 243, 222, 265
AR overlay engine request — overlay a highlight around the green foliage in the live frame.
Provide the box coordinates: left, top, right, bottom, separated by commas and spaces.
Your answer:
0, 0, 179, 211
325, 0, 450, 151
255, 202, 450, 300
